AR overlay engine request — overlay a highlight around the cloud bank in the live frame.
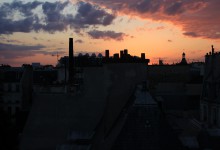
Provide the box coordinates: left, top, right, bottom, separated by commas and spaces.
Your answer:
85, 0, 220, 39
88, 30, 126, 41
0, 42, 65, 59
0, 43, 45, 51
1, 0, 219, 40
0, 1, 116, 34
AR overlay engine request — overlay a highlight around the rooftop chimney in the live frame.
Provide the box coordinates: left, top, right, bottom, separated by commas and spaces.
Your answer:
105, 50, 109, 59
69, 38, 74, 84
124, 49, 128, 55
141, 53, 145, 60
113, 53, 119, 59
120, 50, 124, 59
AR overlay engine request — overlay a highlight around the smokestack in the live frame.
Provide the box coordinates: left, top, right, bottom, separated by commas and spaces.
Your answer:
141, 53, 145, 60
105, 50, 109, 59
124, 49, 128, 55
120, 50, 124, 59
69, 38, 74, 84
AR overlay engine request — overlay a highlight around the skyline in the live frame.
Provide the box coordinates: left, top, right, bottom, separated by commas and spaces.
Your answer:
0, 0, 220, 66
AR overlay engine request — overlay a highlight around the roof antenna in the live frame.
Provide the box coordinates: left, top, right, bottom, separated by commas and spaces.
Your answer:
212, 45, 214, 55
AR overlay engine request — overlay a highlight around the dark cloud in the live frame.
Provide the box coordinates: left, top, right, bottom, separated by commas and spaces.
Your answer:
87, 0, 173, 14
41, 50, 66, 56
85, 0, 220, 39
42, 1, 69, 22
87, 0, 206, 16
0, 1, 42, 19
6, 39, 22, 43
75, 39, 84, 43
69, 2, 115, 30
6, 1, 42, 16
39, 1, 70, 33
0, 43, 45, 51
0, 43, 67, 59
0, 43, 46, 59
183, 32, 198, 37
131, 0, 161, 13
88, 30, 126, 41
0, 2, 41, 34
0, 51, 30, 59
164, 1, 185, 15
0, 1, 116, 34
0, 16, 40, 34
168, 40, 172, 42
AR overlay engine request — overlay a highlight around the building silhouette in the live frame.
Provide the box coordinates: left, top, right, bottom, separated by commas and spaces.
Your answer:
178, 52, 188, 65
199, 45, 220, 149
18, 38, 152, 150
201, 45, 220, 128
3, 37, 218, 150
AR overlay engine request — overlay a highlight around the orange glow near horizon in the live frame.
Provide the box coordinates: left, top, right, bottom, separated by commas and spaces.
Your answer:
1, 2, 220, 67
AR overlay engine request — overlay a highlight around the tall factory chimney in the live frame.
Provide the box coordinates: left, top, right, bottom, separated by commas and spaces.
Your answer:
69, 38, 74, 84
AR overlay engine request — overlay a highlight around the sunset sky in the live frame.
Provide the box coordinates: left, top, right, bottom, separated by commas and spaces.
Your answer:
0, 0, 220, 66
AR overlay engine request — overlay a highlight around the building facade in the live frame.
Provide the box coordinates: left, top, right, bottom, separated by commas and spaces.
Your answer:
0, 66, 24, 119
200, 46, 220, 128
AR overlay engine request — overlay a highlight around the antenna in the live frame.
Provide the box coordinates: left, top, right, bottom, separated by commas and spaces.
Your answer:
211, 45, 214, 54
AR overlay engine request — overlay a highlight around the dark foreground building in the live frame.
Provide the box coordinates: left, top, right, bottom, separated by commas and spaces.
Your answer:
199, 46, 220, 150
19, 38, 151, 150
